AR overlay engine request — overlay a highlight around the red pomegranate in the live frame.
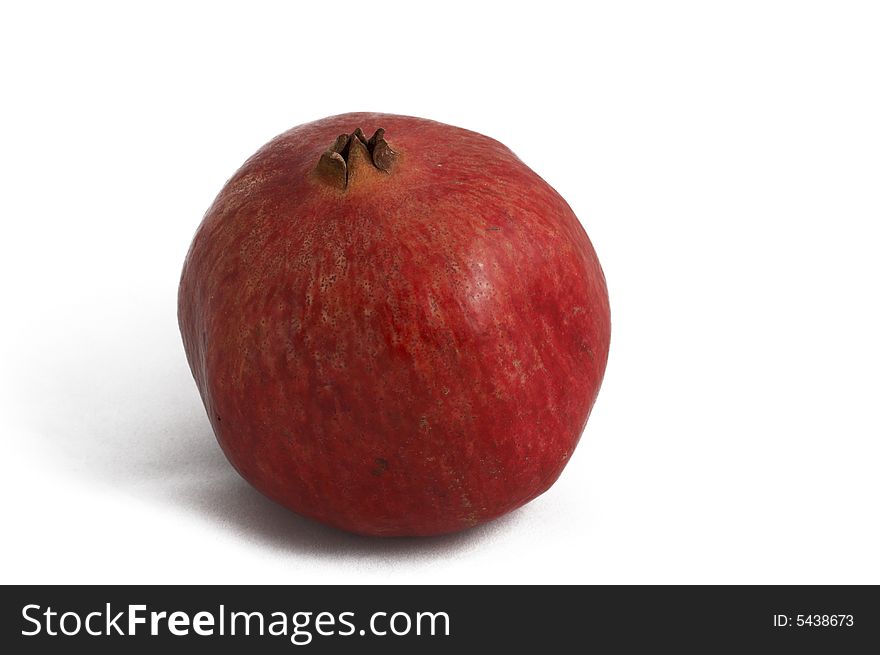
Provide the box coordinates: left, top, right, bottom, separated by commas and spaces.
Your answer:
178, 113, 610, 536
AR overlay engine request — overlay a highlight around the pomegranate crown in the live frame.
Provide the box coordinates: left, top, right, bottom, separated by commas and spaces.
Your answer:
315, 127, 398, 190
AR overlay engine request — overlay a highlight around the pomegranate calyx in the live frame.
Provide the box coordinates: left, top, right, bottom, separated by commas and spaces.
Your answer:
315, 127, 397, 190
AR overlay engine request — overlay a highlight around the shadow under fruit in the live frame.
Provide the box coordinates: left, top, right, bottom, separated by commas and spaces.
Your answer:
178, 112, 610, 536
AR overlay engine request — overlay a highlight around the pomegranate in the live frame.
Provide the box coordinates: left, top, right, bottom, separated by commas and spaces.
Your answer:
178, 113, 610, 536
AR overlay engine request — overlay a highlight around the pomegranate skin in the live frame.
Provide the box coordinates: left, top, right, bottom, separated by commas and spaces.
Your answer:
178, 112, 610, 536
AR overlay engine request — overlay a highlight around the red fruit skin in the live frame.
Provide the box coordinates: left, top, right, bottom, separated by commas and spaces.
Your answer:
178, 113, 610, 536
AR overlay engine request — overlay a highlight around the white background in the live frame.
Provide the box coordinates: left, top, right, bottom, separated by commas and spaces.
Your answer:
2, 1, 878, 584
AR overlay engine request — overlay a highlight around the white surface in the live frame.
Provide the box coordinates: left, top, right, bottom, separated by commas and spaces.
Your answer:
2, 1, 879, 584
